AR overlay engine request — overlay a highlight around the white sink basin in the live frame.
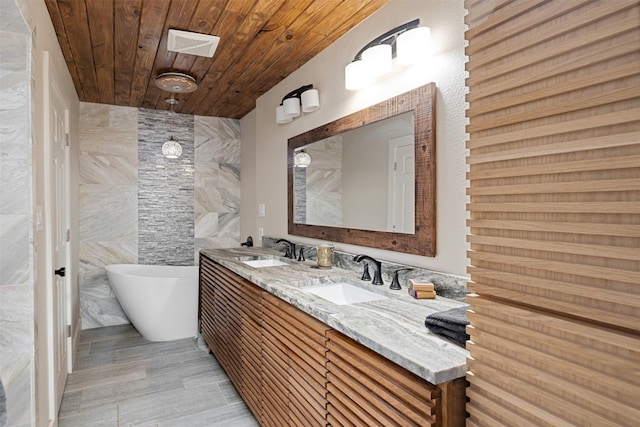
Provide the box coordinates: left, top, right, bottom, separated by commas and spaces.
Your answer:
305, 283, 387, 305
242, 258, 290, 268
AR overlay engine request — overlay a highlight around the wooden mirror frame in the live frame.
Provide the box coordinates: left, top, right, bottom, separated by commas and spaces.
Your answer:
287, 83, 436, 256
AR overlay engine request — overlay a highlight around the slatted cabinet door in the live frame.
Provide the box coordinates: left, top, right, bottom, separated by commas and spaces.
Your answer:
326, 330, 466, 427
198, 253, 216, 350
200, 257, 264, 419
262, 292, 330, 427
465, 0, 640, 425
210, 263, 263, 416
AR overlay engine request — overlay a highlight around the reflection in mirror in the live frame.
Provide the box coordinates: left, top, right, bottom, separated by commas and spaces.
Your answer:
288, 83, 436, 256
293, 111, 415, 233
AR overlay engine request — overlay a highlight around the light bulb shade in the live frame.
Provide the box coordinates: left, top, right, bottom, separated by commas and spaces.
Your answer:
362, 43, 392, 76
283, 97, 301, 117
276, 105, 292, 124
345, 59, 371, 90
162, 138, 182, 159
294, 151, 311, 168
397, 26, 431, 65
301, 89, 320, 113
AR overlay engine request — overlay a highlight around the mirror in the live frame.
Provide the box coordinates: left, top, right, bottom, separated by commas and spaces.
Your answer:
288, 83, 436, 256
293, 111, 416, 233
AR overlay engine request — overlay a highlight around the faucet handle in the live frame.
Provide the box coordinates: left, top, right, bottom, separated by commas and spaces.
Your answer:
390, 268, 413, 290
360, 263, 372, 281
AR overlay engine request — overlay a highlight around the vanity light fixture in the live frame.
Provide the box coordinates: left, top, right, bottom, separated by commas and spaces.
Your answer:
345, 19, 430, 90
294, 149, 312, 168
276, 84, 320, 124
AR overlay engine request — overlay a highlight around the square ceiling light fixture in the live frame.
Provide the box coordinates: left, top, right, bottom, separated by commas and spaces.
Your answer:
168, 29, 220, 58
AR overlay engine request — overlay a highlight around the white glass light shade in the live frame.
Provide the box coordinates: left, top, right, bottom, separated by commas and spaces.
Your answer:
397, 26, 431, 65
294, 151, 311, 168
162, 138, 182, 159
301, 89, 320, 113
362, 43, 392, 76
283, 97, 301, 117
345, 59, 371, 90
276, 105, 292, 124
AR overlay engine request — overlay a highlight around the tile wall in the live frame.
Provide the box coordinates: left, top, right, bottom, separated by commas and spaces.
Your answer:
79, 104, 241, 329
138, 109, 195, 265
0, 0, 33, 424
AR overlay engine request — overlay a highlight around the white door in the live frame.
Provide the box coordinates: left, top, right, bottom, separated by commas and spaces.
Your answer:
44, 51, 70, 421
387, 136, 415, 233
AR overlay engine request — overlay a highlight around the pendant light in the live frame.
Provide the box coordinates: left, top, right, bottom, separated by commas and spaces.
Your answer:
155, 72, 198, 159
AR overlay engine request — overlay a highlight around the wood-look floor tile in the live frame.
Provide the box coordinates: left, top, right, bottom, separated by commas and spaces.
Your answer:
59, 326, 257, 426
155, 402, 260, 427
79, 324, 139, 343
64, 360, 147, 393
58, 403, 118, 427
116, 384, 229, 426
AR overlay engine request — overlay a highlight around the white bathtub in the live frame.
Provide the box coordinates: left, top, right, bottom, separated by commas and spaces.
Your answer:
105, 264, 199, 341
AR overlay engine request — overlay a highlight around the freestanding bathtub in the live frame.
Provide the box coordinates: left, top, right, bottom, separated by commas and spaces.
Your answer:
105, 264, 199, 341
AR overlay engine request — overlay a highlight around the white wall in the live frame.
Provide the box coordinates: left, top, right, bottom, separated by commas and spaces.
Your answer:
242, 0, 468, 276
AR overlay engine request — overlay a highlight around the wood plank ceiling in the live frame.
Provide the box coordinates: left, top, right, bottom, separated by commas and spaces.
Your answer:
45, 0, 390, 119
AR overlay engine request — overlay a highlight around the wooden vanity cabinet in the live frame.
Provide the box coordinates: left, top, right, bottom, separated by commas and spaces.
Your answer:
199, 255, 467, 427
198, 256, 263, 416
326, 330, 467, 427
262, 292, 330, 427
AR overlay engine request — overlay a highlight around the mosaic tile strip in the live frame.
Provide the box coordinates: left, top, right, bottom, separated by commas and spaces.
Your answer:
138, 109, 194, 266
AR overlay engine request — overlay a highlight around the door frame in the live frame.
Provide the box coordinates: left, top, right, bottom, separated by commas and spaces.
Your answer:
42, 49, 72, 424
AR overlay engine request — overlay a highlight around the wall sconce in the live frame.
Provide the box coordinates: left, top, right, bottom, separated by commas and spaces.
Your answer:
294, 149, 311, 168
276, 84, 320, 124
345, 19, 430, 90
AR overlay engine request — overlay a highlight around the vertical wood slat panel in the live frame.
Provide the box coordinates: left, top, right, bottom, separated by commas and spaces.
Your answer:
465, 0, 640, 426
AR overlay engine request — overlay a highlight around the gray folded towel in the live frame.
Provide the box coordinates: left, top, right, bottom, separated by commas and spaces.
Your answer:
424, 306, 470, 347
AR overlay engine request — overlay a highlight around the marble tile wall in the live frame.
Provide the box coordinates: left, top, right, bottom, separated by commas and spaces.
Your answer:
0, 1, 34, 425
138, 109, 194, 266
79, 103, 138, 329
78, 107, 241, 328
194, 115, 241, 262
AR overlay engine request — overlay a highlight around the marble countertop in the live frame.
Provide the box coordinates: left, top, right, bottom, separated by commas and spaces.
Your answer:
200, 247, 469, 385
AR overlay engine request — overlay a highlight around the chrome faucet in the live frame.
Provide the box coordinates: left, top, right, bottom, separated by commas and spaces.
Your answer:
353, 255, 384, 285
276, 238, 296, 259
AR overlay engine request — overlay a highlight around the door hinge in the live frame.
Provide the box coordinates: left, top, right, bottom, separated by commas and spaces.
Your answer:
67, 325, 72, 338
394, 161, 397, 171
66, 229, 70, 242
65, 134, 69, 147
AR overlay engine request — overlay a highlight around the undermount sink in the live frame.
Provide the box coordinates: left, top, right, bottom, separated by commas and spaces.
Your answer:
304, 283, 387, 305
242, 258, 290, 268
236, 256, 291, 268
